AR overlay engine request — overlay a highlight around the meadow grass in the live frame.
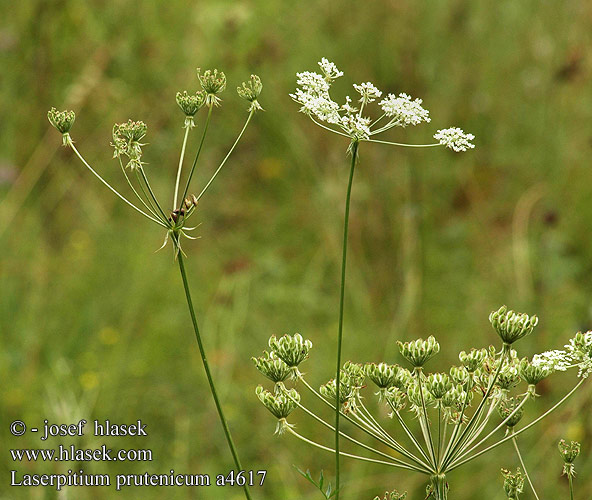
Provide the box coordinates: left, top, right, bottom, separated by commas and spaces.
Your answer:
2, 0, 592, 498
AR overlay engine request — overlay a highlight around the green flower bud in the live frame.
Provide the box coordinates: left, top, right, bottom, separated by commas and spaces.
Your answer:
374, 489, 407, 500
397, 336, 440, 368
459, 348, 487, 372
365, 362, 400, 389
501, 468, 524, 500
498, 396, 524, 428
197, 68, 226, 107
252, 351, 291, 383
425, 373, 452, 399
489, 306, 538, 345
237, 74, 263, 112
48, 108, 75, 146
268, 333, 312, 368
256, 385, 299, 420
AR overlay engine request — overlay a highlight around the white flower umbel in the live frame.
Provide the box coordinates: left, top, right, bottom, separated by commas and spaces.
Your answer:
353, 82, 382, 104
533, 331, 592, 378
379, 93, 431, 127
319, 57, 344, 81
434, 127, 476, 152
291, 58, 475, 150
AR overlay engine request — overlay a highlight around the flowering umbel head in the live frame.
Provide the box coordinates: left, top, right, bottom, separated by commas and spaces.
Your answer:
489, 306, 538, 346
48, 108, 75, 146
397, 336, 440, 368
176, 91, 206, 128
434, 127, 475, 152
237, 74, 263, 112
197, 68, 226, 107
111, 120, 148, 170
558, 439, 580, 477
501, 468, 524, 500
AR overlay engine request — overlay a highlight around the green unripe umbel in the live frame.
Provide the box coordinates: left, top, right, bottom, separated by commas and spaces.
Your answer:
501, 468, 524, 500
558, 439, 580, 464
268, 333, 312, 368
365, 362, 400, 389
373, 490, 407, 500
320, 377, 352, 405
197, 68, 226, 106
47, 108, 75, 145
237, 74, 263, 112
489, 306, 538, 345
459, 348, 487, 372
252, 351, 291, 383
176, 90, 206, 127
256, 385, 299, 420
425, 373, 452, 399
397, 336, 440, 368
498, 396, 524, 428
519, 358, 552, 386
496, 365, 521, 391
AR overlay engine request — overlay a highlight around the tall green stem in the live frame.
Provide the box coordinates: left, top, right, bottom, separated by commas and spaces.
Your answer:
334, 141, 359, 499
176, 248, 252, 500
173, 125, 191, 209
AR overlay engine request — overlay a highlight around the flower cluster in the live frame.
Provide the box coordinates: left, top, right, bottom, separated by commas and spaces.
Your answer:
237, 74, 263, 112
532, 331, 592, 378
291, 58, 475, 152
47, 108, 75, 145
558, 439, 580, 477
111, 120, 148, 170
373, 490, 407, 500
501, 468, 524, 500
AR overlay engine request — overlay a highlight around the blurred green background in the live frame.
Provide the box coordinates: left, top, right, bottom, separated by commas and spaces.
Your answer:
2, 0, 592, 498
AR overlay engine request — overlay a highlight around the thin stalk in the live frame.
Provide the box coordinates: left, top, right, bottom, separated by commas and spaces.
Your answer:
437, 405, 442, 463
448, 378, 585, 471
310, 116, 350, 137
181, 105, 213, 204
176, 247, 252, 500
297, 376, 430, 470
442, 346, 508, 469
363, 138, 440, 148
451, 392, 530, 465
135, 170, 164, 223
285, 425, 422, 472
334, 141, 359, 499
288, 395, 426, 472
69, 142, 166, 227
511, 433, 540, 500
173, 125, 191, 209
119, 157, 163, 221
138, 167, 168, 222
196, 110, 254, 202
416, 369, 437, 467
440, 378, 474, 465
568, 474, 574, 500
388, 404, 434, 468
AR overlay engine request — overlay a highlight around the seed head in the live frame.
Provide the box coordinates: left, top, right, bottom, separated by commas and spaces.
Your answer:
48, 108, 75, 145
459, 348, 487, 372
425, 373, 452, 400
268, 333, 312, 368
373, 490, 407, 500
489, 306, 538, 345
197, 68, 226, 107
397, 336, 440, 368
365, 362, 401, 389
501, 468, 524, 500
237, 74, 263, 112
252, 351, 292, 384
111, 120, 148, 170
498, 396, 524, 428
558, 439, 580, 464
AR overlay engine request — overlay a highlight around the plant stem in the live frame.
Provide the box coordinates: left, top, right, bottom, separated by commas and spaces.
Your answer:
176, 248, 252, 500
511, 433, 540, 500
173, 125, 191, 209
568, 474, 574, 500
334, 140, 359, 499
181, 105, 213, 204
196, 110, 254, 203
